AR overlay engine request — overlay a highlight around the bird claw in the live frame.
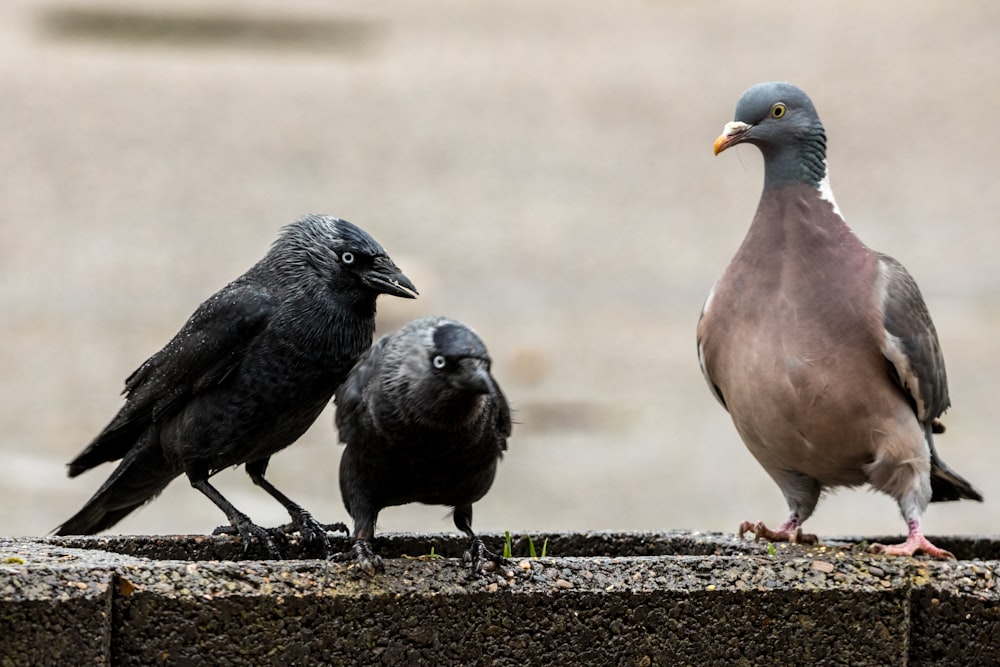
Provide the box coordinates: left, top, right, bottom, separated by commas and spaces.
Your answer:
289, 509, 339, 559
738, 520, 818, 546
212, 517, 283, 559
322, 521, 351, 535
216, 514, 347, 559
331, 539, 384, 576
463, 537, 510, 576
869, 534, 956, 560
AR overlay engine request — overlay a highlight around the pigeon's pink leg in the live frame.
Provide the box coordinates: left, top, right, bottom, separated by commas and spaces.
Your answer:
869, 519, 955, 560
738, 514, 818, 545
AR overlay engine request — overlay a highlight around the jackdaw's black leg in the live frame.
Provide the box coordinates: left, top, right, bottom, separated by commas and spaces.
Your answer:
330, 507, 383, 576
245, 458, 342, 558
189, 471, 282, 559
454, 504, 507, 575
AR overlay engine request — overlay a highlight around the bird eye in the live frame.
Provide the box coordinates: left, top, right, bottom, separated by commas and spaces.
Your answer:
340, 251, 355, 265
770, 103, 787, 119
432, 355, 447, 369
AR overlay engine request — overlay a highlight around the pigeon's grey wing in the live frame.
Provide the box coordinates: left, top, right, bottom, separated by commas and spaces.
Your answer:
876, 254, 950, 423
695, 285, 728, 411
877, 255, 982, 503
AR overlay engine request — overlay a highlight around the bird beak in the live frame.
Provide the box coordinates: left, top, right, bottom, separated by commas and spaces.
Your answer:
365, 256, 419, 299
452, 358, 494, 395
713, 120, 752, 155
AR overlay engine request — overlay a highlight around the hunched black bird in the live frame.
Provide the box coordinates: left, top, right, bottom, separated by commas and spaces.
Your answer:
698, 82, 981, 559
57, 214, 417, 558
334, 316, 511, 575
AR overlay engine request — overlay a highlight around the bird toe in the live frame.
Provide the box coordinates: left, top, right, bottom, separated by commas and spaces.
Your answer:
738, 520, 817, 546
291, 510, 336, 558
869, 537, 955, 560
330, 540, 384, 576
464, 537, 510, 577
211, 519, 284, 559
323, 521, 350, 535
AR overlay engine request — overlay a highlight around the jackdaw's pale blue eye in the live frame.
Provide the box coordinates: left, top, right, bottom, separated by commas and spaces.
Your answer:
341, 251, 355, 265
432, 355, 446, 369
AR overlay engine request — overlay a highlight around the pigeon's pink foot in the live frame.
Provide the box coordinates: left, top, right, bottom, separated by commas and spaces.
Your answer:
869, 521, 955, 560
738, 519, 818, 545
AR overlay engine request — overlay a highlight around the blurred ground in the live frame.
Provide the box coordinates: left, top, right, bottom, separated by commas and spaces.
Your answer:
2, 0, 998, 541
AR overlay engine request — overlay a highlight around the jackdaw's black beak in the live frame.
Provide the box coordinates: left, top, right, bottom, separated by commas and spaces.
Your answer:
366, 256, 418, 299
451, 358, 494, 395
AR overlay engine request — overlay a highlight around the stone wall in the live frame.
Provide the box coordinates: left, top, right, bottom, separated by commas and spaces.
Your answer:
2, 532, 998, 665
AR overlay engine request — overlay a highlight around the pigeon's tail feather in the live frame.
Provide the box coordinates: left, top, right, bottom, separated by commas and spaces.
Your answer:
930, 461, 983, 503
55, 448, 176, 535
928, 432, 983, 503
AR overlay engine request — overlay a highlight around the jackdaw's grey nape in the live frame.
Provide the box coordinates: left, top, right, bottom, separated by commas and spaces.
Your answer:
57, 214, 417, 559
334, 316, 511, 576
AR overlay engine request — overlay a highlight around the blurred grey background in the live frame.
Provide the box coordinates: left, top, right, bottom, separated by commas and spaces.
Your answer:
2, 0, 998, 542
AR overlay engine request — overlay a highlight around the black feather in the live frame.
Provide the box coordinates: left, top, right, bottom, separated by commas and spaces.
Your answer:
334, 316, 511, 575
58, 215, 415, 559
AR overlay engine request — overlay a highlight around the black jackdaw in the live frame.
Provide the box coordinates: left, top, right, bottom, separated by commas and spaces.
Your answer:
57, 214, 417, 558
334, 316, 511, 575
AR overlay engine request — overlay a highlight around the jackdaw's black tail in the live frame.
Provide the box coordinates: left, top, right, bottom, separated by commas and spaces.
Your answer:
56, 447, 176, 536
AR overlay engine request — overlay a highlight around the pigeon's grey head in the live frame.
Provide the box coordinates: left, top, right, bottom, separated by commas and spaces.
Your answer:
385, 316, 500, 425
714, 82, 828, 187
273, 214, 417, 300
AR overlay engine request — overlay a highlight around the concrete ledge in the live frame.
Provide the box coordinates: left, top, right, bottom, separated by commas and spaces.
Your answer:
2, 531, 998, 665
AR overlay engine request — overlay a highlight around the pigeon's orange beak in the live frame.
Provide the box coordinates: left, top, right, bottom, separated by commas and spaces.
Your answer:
714, 121, 752, 155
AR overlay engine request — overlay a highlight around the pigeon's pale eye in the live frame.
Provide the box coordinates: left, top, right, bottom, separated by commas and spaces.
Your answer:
432, 355, 447, 369
770, 103, 787, 119
341, 251, 355, 265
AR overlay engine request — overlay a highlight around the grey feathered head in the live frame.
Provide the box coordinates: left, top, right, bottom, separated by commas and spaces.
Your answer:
382, 316, 501, 425
270, 214, 417, 299
714, 82, 828, 187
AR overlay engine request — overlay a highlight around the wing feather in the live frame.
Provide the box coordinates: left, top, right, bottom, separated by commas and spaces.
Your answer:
876, 254, 949, 423
67, 282, 276, 475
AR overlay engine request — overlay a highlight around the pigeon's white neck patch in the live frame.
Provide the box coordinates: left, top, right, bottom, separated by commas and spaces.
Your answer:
816, 160, 843, 219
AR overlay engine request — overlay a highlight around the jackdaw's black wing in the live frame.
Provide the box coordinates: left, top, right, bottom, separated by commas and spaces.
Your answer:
490, 382, 512, 454
334, 334, 389, 447
67, 282, 277, 476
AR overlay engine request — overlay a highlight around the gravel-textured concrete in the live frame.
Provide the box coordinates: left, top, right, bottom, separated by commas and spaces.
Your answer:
3, 0, 1000, 545
3, 532, 999, 665
0, 541, 126, 666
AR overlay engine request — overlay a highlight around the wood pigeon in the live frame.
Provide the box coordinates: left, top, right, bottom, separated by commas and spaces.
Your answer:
697, 81, 981, 559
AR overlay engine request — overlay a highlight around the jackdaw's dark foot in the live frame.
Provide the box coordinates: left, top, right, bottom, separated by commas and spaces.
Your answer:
321, 521, 351, 535
463, 537, 510, 576
331, 539, 384, 576
287, 508, 344, 559
267, 519, 349, 539
212, 514, 283, 559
